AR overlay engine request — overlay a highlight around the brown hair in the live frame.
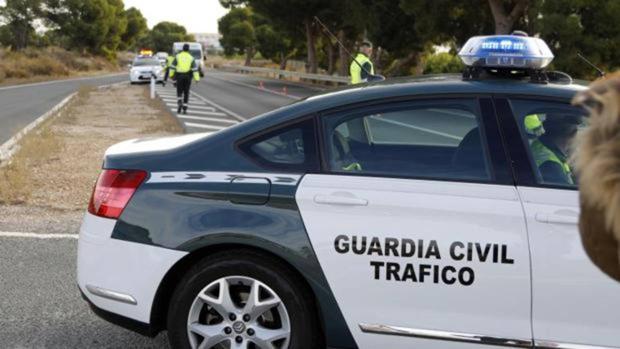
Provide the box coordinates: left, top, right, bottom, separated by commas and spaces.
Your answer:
572, 72, 620, 281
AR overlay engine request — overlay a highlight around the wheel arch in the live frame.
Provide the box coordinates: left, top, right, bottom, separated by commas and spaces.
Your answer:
149, 242, 327, 345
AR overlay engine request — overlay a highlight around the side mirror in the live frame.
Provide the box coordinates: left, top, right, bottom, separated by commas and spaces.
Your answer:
127, 63, 132, 68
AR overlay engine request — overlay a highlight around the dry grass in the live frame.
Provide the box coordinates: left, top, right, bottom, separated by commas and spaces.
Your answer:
0, 47, 120, 85
0, 84, 182, 210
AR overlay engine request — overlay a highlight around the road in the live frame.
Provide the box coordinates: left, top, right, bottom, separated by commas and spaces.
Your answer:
0, 70, 321, 348
0, 73, 127, 145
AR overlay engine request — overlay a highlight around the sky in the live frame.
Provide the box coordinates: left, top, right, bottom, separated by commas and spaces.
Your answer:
123, 0, 228, 33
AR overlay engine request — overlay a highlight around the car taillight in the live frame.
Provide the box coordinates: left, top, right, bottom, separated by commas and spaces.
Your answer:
88, 169, 147, 219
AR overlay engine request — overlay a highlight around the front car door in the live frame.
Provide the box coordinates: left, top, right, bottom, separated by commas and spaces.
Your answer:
497, 97, 620, 348
296, 97, 533, 348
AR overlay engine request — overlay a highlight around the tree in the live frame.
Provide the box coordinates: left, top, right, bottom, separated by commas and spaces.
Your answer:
120, 7, 147, 50
0, 0, 42, 50
535, 0, 620, 79
255, 24, 297, 69
249, 0, 331, 73
487, 0, 529, 34
44, 0, 127, 57
219, 7, 256, 65
147, 21, 194, 52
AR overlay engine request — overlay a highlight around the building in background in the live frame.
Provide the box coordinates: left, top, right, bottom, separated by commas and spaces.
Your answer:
192, 33, 223, 55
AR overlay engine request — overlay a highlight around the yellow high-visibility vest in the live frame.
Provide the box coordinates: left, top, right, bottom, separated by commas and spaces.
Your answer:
350, 53, 374, 84
169, 51, 200, 81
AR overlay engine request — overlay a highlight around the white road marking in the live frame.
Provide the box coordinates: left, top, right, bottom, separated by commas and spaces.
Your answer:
180, 110, 227, 117
190, 91, 246, 121
369, 115, 463, 141
0, 73, 125, 91
184, 122, 225, 130
177, 115, 237, 124
0, 232, 78, 239
166, 104, 215, 111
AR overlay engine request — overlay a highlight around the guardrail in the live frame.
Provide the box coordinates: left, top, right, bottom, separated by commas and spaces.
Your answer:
220, 64, 350, 84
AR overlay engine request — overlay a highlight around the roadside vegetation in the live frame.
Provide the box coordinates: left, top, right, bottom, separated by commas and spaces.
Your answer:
0, 47, 123, 84
218, 0, 620, 80
0, 1, 195, 84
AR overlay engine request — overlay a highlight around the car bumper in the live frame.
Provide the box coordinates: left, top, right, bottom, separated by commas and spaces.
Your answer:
77, 212, 187, 324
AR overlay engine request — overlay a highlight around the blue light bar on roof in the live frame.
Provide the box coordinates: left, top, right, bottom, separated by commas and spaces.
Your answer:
458, 35, 554, 69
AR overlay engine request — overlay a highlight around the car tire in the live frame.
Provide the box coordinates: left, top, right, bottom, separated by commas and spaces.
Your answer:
167, 249, 322, 349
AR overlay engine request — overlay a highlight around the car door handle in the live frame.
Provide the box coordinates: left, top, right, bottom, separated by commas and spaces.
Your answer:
313, 194, 368, 206
535, 212, 579, 225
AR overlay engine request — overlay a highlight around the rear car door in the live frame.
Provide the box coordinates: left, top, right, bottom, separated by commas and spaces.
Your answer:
296, 97, 533, 348
498, 97, 620, 348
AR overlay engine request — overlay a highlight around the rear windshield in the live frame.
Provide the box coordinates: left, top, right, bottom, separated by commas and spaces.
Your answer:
133, 59, 160, 66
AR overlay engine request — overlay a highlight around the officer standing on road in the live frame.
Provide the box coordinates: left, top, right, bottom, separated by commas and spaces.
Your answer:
163, 53, 175, 87
169, 43, 200, 114
350, 40, 375, 84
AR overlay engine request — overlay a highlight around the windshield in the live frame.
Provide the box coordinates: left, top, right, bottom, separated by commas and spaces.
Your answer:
190, 49, 202, 60
133, 59, 160, 67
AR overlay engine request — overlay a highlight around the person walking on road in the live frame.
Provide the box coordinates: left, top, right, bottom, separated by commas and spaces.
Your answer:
350, 40, 375, 84
169, 43, 200, 114
163, 53, 175, 87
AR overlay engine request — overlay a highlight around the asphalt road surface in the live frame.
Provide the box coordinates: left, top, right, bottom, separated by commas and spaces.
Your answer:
0, 70, 322, 348
0, 73, 127, 145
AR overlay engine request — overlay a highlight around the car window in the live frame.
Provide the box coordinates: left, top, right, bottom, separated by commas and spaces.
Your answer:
238, 118, 318, 172
133, 59, 159, 66
509, 99, 586, 188
323, 99, 492, 181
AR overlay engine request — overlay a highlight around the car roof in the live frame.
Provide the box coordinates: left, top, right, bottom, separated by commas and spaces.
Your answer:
228, 74, 589, 138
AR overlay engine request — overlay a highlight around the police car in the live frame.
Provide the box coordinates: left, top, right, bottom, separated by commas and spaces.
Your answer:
78, 35, 620, 349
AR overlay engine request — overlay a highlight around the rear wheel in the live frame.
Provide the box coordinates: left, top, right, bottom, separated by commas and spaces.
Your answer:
167, 250, 321, 349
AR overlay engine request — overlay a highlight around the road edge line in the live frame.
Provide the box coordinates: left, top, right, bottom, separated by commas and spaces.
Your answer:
0, 92, 77, 165
0, 231, 78, 239
0, 80, 129, 165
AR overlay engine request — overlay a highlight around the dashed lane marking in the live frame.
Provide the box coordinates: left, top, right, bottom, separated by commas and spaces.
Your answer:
165, 104, 216, 111
183, 122, 226, 130
177, 115, 236, 124
155, 86, 243, 133
0, 232, 78, 239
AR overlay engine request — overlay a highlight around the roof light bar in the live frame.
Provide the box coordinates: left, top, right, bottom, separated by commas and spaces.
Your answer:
458, 35, 554, 70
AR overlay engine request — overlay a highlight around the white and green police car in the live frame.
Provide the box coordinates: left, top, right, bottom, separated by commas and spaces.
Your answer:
78, 35, 620, 349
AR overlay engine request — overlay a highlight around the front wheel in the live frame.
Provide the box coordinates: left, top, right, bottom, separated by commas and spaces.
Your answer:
167, 249, 321, 349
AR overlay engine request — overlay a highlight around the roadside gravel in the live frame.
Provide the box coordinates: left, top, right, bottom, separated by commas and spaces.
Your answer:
0, 83, 182, 234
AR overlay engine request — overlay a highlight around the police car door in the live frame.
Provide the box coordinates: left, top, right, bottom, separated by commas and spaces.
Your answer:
296, 97, 533, 348
500, 97, 620, 348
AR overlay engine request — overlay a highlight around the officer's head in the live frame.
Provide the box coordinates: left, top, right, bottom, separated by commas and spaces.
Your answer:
360, 40, 373, 56
182, 43, 190, 52
543, 114, 582, 150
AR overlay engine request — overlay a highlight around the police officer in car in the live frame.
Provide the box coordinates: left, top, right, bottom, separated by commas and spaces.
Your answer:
525, 113, 579, 185
169, 43, 200, 114
350, 40, 375, 85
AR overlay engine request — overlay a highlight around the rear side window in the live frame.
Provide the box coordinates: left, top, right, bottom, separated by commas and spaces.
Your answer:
322, 99, 492, 181
509, 99, 586, 188
238, 118, 318, 172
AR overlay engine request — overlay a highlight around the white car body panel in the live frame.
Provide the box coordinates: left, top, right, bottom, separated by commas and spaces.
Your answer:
105, 133, 208, 156
77, 212, 187, 323
297, 174, 532, 348
519, 186, 620, 347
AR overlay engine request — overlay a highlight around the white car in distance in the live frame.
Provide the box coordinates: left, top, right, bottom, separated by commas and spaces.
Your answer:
129, 57, 164, 84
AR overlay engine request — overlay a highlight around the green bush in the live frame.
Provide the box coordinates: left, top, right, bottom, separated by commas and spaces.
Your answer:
423, 52, 464, 74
